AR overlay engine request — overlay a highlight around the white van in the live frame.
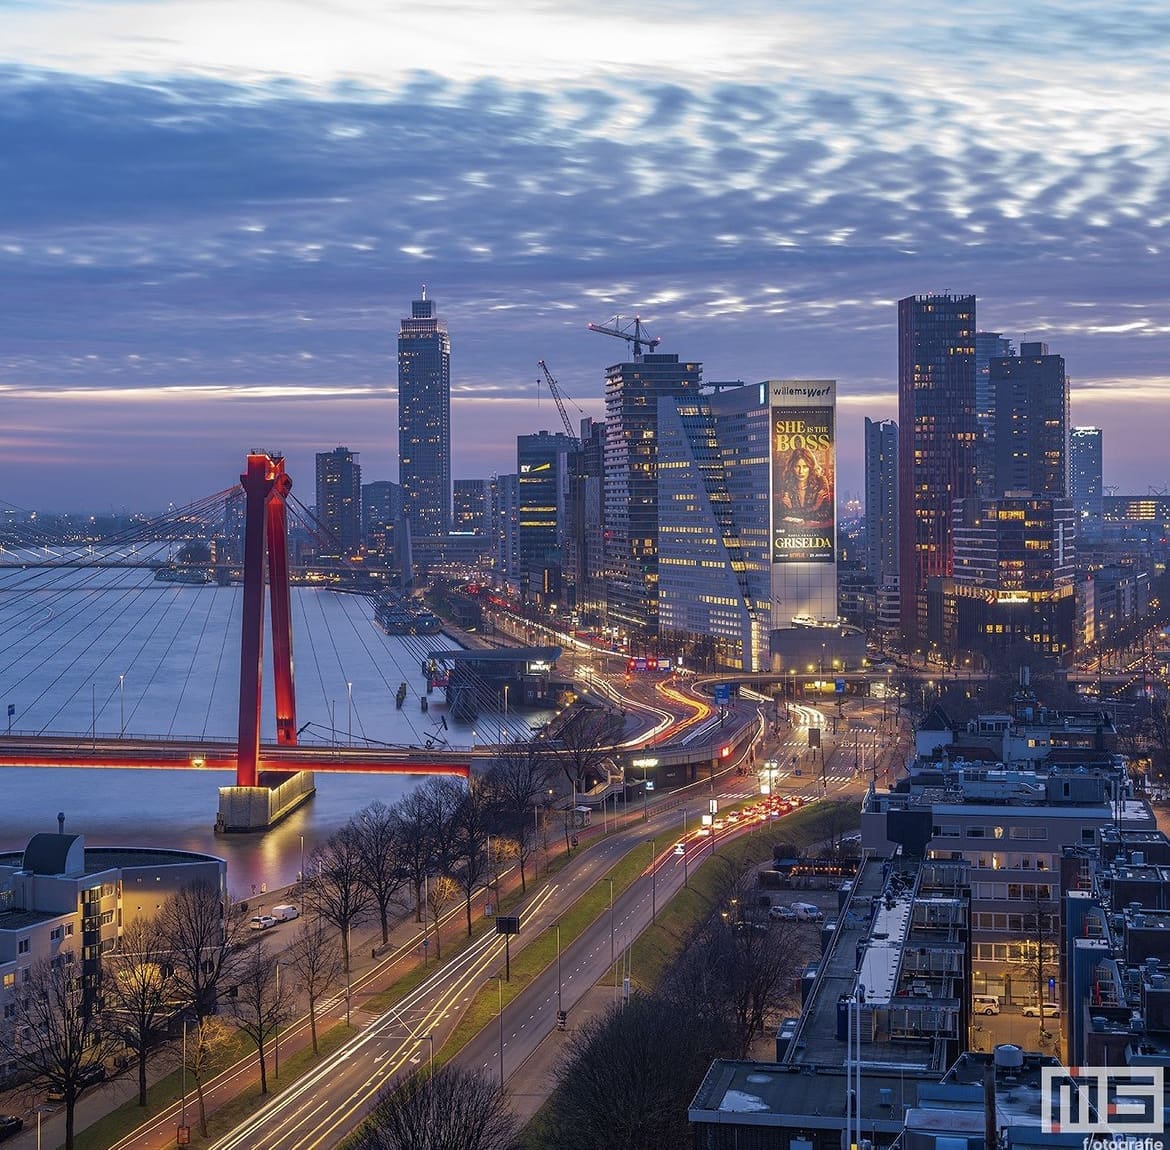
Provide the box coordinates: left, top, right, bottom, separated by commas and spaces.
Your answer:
270, 904, 299, 922
790, 902, 824, 922
973, 995, 1001, 1015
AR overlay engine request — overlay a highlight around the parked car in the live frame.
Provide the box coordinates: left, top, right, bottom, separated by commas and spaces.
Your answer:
1022, 1003, 1061, 1018
769, 905, 798, 921
270, 904, 299, 921
248, 914, 277, 931
47, 1062, 106, 1102
973, 995, 1001, 1015
0, 1115, 23, 1142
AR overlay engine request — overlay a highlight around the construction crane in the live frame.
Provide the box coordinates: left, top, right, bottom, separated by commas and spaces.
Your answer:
587, 314, 661, 358
537, 360, 581, 446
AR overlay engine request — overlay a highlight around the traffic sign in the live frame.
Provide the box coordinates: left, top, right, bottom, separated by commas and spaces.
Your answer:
835, 678, 846, 694
713, 683, 730, 705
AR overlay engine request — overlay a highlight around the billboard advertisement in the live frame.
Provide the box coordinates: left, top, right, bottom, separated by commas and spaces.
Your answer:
771, 401, 835, 563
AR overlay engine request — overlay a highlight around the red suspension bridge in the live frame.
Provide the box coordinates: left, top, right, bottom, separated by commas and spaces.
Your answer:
0, 453, 470, 830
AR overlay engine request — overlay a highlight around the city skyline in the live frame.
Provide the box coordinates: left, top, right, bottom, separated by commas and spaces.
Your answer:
3, 1, 1170, 509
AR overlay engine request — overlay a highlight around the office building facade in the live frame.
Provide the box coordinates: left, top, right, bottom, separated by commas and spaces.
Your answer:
315, 446, 361, 562
1069, 426, 1103, 530
603, 352, 703, 638
453, 479, 490, 537
361, 479, 402, 554
992, 341, 1069, 498
952, 494, 1077, 662
397, 289, 451, 538
517, 431, 575, 602
657, 384, 772, 670
863, 417, 899, 585
898, 294, 977, 647
974, 331, 1013, 496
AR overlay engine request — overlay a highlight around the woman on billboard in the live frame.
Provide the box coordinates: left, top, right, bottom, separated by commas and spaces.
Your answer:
778, 446, 833, 529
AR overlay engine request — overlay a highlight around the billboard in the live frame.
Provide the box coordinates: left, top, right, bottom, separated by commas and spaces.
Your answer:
771, 400, 836, 563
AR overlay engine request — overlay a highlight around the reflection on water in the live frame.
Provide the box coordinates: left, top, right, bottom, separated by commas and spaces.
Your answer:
1, 576, 551, 895
0, 767, 421, 897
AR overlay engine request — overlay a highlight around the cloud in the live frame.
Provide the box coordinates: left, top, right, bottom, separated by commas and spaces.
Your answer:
1, 2, 1170, 506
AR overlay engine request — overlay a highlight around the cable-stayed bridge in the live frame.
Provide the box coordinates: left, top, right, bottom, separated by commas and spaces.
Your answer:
0, 454, 484, 831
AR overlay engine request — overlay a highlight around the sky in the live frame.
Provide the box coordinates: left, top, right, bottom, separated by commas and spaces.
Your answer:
1, 0, 1169, 512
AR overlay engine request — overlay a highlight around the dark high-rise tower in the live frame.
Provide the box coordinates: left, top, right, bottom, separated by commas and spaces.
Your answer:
992, 341, 1068, 498
864, 417, 899, 584
603, 351, 703, 637
897, 293, 977, 645
397, 288, 451, 538
1069, 426, 1103, 530
517, 430, 576, 602
316, 446, 362, 562
974, 331, 1013, 496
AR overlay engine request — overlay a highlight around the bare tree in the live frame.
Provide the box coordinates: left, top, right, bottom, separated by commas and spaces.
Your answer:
393, 787, 437, 923
228, 940, 295, 1095
158, 878, 245, 1018
425, 875, 459, 960
662, 867, 807, 1056
352, 800, 406, 946
285, 916, 342, 1055
543, 994, 723, 1150
452, 779, 491, 937
422, 776, 465, 878
185, 1016, 233, 1138
353, 1062, 519, 1150
549, 703, 624, 795
103, 913, 178, 1106
0, 960, 122, 1150
310, 826, 373, 972
485, 741, 556, 893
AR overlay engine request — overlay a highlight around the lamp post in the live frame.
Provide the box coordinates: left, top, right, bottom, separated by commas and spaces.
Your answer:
682, 809, 689, 887
180, 1014, 189, 1138
274, 961, 281, 1078
118, 672, 125, 736
556, 922, 563, 1016
299, 834, 305, 915
347, 681, 352, 743
497, 976, 504, 1088
649, 839, 656, 923
608, 878, 615, 970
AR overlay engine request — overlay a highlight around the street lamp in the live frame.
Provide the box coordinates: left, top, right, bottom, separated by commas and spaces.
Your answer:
347, 681, 352, 743
274, 960, 282, 1078
118, 672, 125, 736
682, 809, 689, 888
649, 839, 656, 922
608, 878, 615, 970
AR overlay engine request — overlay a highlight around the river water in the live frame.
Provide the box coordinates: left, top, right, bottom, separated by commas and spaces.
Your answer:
0, 555, 544, 894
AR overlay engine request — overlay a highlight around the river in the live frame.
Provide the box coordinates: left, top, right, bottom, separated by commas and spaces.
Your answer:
0, 556, 546, 894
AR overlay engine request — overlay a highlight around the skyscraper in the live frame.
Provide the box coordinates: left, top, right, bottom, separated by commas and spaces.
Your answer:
397, 288, 451, 538
974, 331, 1013, 496
1069, 426, 1103, 530
863, 417, 898, 584
657, 383, 771, 670
603, 351, 703, 637
992, 341, 1068, 498
516, 430, 575, 602
315, 446, 362, 562
898, 293, 977, 645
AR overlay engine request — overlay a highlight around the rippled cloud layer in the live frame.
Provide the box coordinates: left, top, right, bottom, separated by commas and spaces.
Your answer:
1, 0, 1168, 506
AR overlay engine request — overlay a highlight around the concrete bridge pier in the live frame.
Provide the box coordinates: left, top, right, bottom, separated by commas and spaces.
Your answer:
216, 769, 315, 833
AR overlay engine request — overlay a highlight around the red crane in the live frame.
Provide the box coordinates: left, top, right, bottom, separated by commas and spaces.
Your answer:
587, 314, 661, 358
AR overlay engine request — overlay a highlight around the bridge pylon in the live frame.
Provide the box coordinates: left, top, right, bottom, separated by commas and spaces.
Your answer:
215, 451, 317, 831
